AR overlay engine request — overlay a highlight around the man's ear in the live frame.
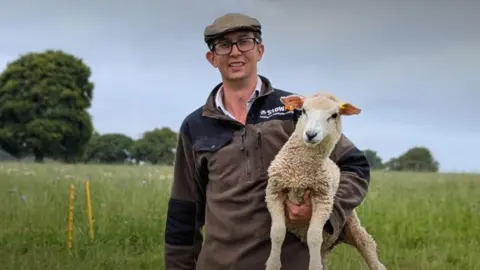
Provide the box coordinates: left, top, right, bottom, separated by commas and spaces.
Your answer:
257, 43, 264, 62
339, 102, 361, 115
280, 95, 304, 111
206, 51, 216, 67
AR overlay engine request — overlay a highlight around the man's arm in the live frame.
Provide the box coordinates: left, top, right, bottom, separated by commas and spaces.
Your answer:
326, 134, 371, 235
164, 122, 205, 269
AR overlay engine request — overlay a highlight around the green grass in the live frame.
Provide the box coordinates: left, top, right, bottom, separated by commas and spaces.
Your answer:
0, 163, 479, 270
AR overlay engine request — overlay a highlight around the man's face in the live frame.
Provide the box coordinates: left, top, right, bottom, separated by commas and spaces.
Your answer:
206, 30, 264, 82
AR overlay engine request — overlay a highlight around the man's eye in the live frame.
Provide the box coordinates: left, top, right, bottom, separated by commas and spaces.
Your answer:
238, 39, 250, 45
217, 43, 230, 48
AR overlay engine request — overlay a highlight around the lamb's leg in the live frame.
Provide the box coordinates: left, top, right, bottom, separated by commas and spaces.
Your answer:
307, 199, 333, 270
265, 194, 287, 270
343, 211, 387, 270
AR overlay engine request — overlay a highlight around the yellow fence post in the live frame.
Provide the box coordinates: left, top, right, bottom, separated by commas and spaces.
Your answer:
84, 180, 94, 242
67, 183, 75, 250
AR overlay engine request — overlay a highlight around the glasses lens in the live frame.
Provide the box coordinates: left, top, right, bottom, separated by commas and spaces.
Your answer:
237, 38, 255, 51
214, 42, 231, 55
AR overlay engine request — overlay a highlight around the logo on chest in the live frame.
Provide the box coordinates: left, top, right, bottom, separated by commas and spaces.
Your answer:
259, 105, 294, 119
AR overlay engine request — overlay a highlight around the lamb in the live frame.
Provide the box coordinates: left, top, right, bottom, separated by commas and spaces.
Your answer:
264, 92, 386, 270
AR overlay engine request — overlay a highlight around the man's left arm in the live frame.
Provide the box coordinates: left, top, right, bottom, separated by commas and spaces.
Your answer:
326, 134, 371, 235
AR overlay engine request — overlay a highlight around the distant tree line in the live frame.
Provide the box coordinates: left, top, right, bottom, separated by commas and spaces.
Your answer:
82, 128, 177, 165
0, 49, 441, 171
362, 147, 439, 172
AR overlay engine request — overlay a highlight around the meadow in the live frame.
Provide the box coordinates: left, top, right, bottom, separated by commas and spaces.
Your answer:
0, 162, 479, 270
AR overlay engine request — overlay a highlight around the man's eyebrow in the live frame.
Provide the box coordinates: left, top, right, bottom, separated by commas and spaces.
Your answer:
237, 34, 250, 39
216, 34, 251, 43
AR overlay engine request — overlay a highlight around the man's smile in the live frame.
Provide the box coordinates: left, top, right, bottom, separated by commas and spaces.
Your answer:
228, 61, 245, 67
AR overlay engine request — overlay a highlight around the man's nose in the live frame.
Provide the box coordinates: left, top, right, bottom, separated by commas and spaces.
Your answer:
229, 44, 242, 56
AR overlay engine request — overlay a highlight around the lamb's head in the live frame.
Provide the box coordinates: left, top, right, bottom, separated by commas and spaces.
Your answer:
280, 92, 361, 148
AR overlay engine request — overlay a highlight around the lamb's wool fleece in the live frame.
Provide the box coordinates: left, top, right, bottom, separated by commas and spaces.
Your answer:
265, 128, 340, 248
265, 93, 387, 270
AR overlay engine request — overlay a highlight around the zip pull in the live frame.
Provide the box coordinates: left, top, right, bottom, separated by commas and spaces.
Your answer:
240, 128, 246, 151
256, 129, 262, 146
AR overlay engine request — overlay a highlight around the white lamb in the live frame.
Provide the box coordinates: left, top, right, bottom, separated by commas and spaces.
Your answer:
265, 92, 386, 270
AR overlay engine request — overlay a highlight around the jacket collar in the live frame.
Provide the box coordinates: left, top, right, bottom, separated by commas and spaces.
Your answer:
202, 74, 275, 120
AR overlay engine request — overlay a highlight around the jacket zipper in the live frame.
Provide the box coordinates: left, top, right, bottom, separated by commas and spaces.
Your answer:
256, 129, 263, 169
241, 128, 250, 178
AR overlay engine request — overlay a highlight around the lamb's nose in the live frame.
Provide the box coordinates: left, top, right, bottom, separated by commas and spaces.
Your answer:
305, 131, 317, 141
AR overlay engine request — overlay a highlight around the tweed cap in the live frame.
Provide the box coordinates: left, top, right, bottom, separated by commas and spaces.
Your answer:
204, 13, 261, 44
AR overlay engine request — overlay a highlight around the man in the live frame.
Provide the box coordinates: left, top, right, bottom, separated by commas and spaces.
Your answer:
164, 13, 371, 270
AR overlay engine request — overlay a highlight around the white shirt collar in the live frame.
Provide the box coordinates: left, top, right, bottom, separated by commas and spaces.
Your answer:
215, 75, 262, 120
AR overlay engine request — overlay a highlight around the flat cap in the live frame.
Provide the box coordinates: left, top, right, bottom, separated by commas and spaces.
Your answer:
204, 13, 261, 44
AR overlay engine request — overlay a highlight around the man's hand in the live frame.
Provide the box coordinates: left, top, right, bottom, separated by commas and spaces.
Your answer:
284, 191, 312, 224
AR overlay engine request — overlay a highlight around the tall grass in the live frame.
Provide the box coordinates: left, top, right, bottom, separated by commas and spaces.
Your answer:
0, 163, 479, 270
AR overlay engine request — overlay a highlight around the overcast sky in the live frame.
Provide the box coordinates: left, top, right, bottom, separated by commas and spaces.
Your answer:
0, 0, 478, 172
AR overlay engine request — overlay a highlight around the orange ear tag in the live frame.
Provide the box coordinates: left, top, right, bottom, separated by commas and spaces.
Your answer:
284, 105, 294, 111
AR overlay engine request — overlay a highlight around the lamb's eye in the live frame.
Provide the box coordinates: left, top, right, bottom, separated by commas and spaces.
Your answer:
301, 109, 306, 115
330, 113, 338, 119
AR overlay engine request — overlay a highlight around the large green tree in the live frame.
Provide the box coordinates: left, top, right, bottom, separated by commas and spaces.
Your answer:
131, 127, 178, 165
0, 50, 94, 162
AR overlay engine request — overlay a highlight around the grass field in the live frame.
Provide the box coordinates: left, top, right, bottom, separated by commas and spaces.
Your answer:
1, 162, 479, 270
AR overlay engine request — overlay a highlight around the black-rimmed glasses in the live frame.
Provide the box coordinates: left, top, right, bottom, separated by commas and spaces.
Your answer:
212, 38, 259, 55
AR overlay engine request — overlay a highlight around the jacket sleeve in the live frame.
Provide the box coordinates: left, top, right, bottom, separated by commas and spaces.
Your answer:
164, 121, 206, 269
325, 134, 371, 235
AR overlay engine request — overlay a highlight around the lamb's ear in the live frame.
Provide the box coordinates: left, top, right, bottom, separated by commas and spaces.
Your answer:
280, 95, 304, 111
339, 102, 361, 115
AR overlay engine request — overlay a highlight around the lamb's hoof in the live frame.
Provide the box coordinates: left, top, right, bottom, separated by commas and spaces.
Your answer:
373, 264, 387, 270
308, 263, 323, 270
265, 259, 281, 270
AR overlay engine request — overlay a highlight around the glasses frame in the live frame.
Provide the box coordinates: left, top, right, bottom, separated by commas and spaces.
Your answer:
211, 37, 260, 55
